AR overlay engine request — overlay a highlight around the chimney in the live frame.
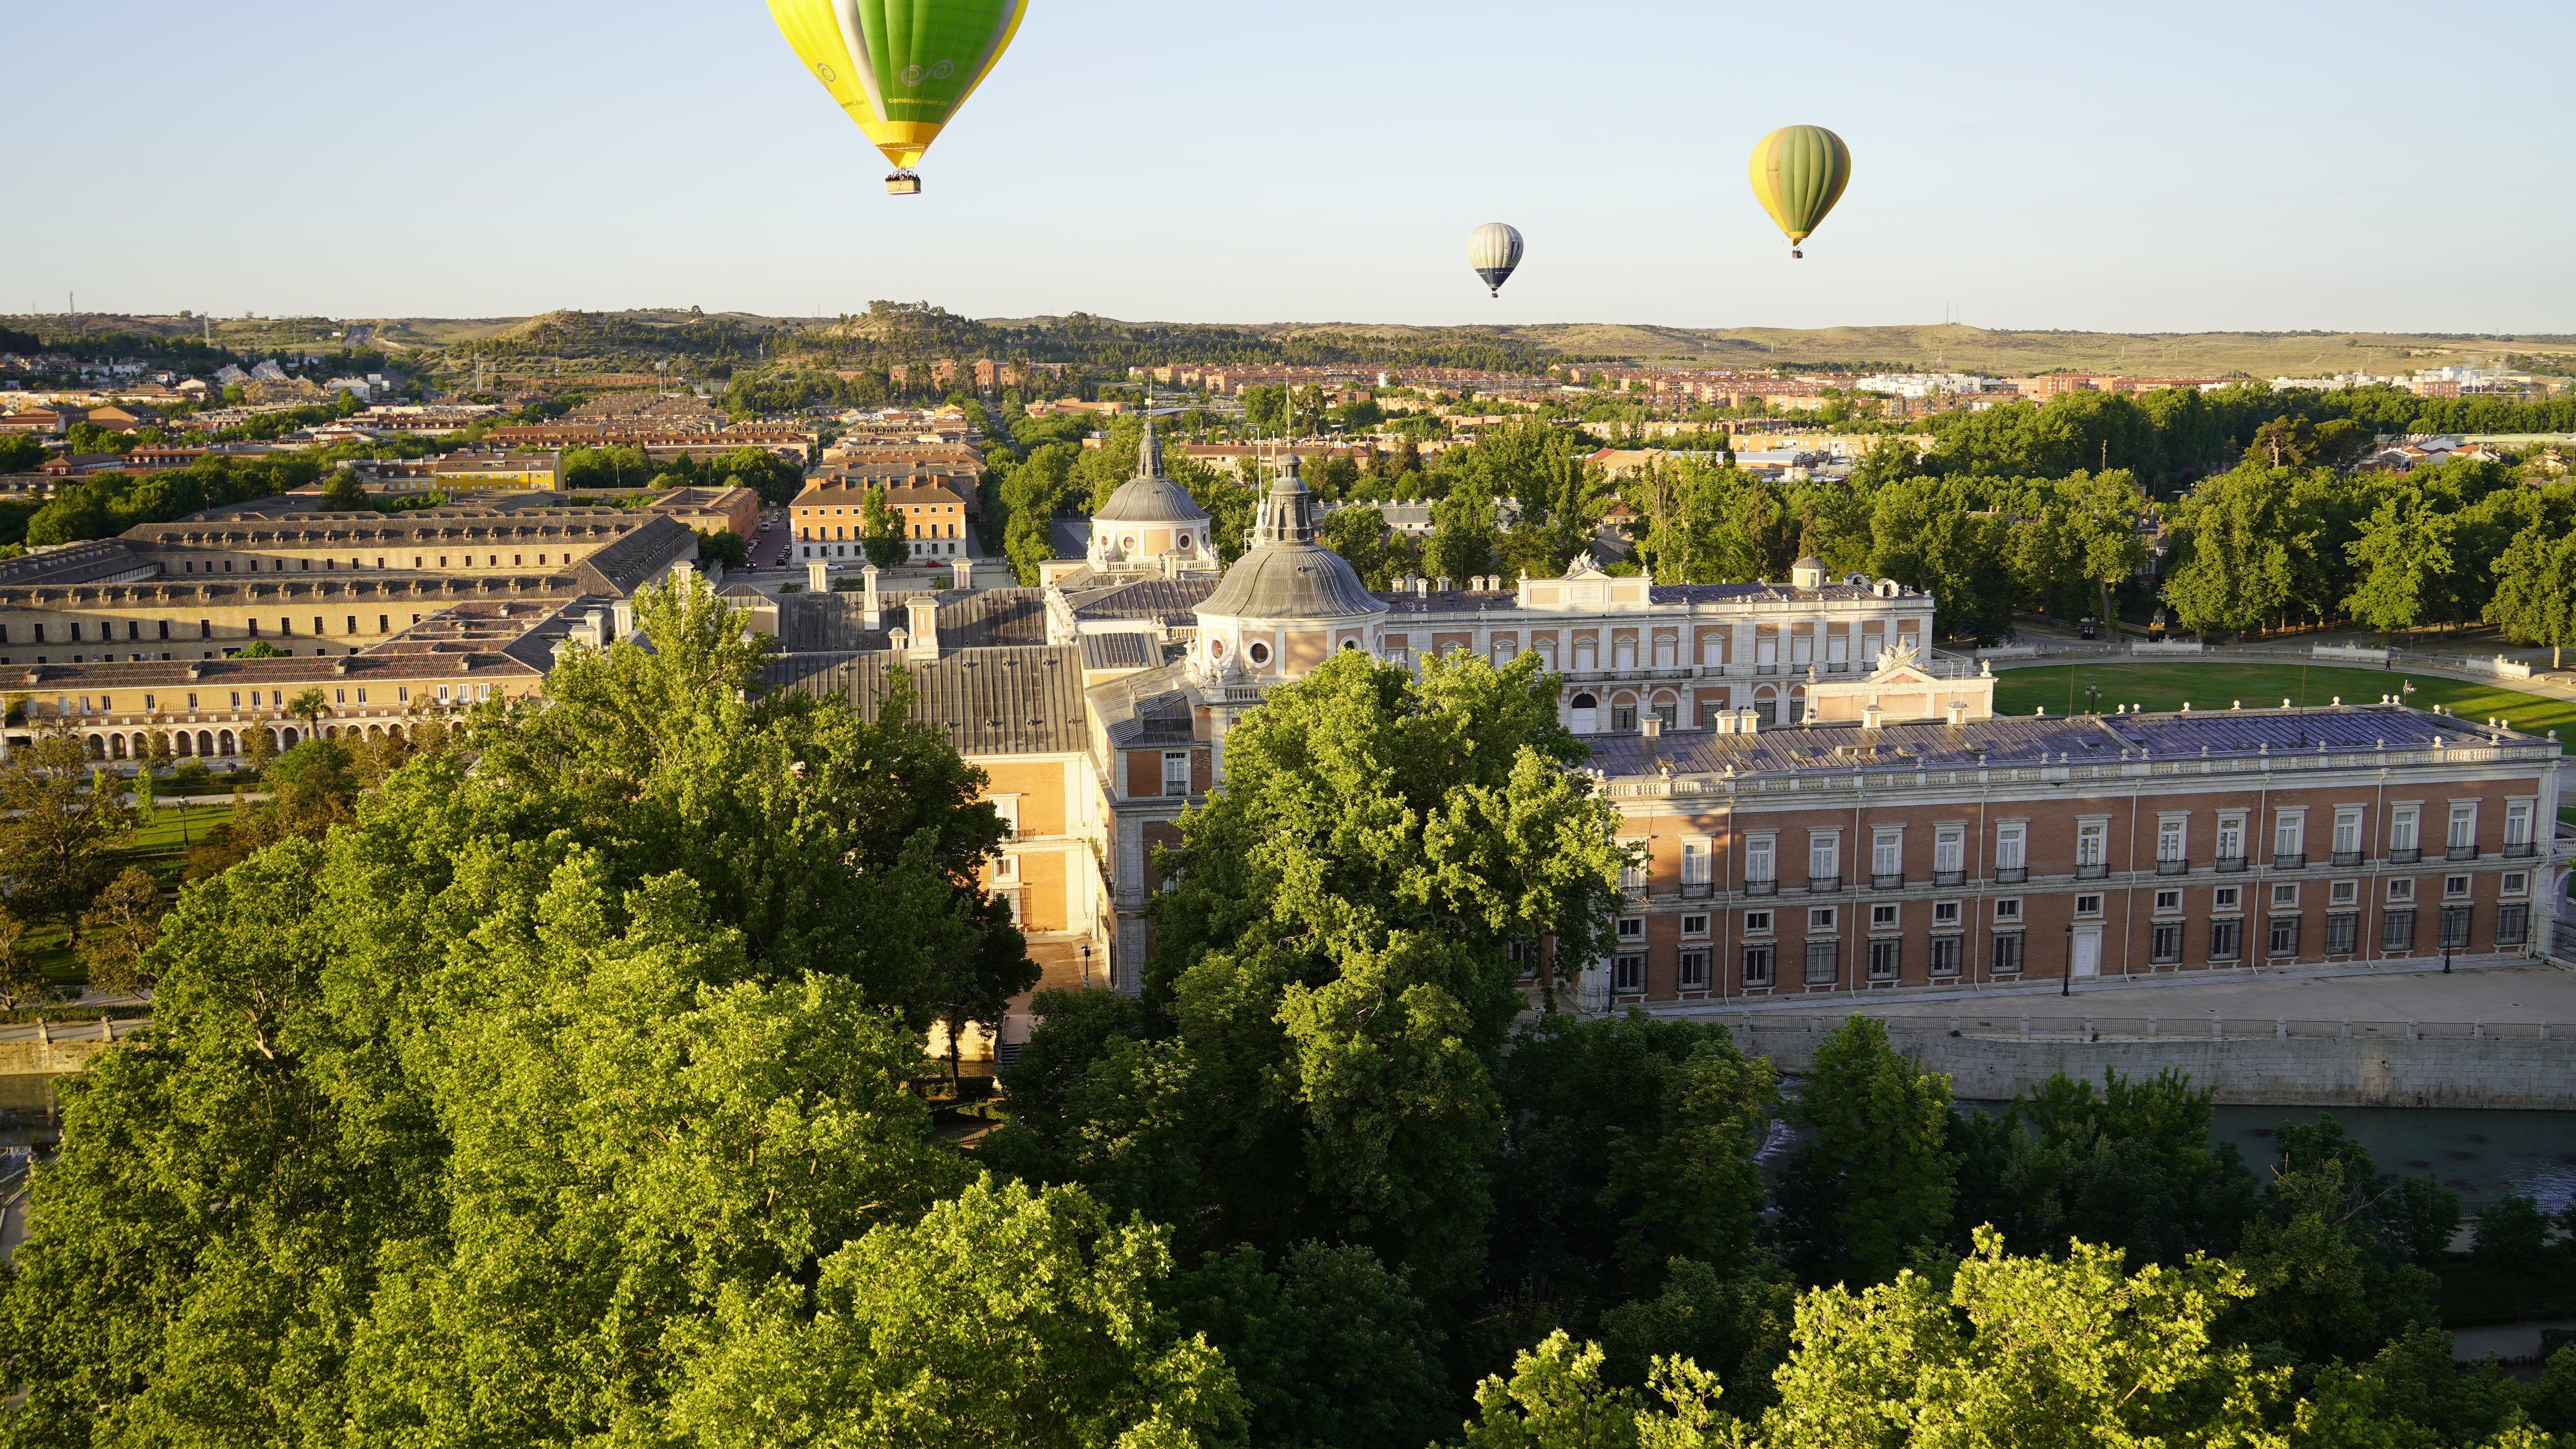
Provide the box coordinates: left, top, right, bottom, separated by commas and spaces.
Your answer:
583, 607, 608, 649
612, 599, 635, 636
1948, 698, 1968, 728
905, 594, 939, 661
949, 556, 974, 592
1863, 701, 1883, 731
1713, 710, 1734, 736
807, 559, 829, 594
1739, 706, 1759, 735
862, 564, 882, 627
1436, 576, 1452, 593
1642, 714, 1662, 740
671, 558, 695, 587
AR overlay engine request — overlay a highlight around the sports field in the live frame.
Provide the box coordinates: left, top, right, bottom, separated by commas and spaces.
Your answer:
1990, 663, 2576, 745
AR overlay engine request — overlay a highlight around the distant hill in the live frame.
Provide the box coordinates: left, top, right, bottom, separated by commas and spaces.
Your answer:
8, 308, 2570, 385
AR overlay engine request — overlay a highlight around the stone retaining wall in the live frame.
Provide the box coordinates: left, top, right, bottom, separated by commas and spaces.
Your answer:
1738, 1026, 2576, 1109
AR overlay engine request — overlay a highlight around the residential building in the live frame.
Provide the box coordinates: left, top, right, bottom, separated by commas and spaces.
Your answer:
433, 452, 562, 493
790, 478, 978, 561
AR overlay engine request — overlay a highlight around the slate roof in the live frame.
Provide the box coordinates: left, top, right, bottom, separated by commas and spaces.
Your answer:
760, 645, 1089, 756
1582, 703, 2524, 782
1078, 632, 1158, 672
1066, 578, 1216, 625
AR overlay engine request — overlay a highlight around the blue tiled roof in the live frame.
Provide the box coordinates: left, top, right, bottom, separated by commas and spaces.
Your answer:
1584, 703, 2517, 781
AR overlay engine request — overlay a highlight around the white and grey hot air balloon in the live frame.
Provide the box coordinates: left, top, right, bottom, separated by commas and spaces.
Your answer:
1467, 222, 1524, 297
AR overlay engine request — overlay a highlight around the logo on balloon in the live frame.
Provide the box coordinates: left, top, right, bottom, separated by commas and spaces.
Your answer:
930, 58, 954, 79
900, 63, 925, 85
815, 62, 837, 82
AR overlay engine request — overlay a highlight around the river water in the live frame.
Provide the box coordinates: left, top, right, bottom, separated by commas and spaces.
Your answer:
2212, 1104, 2576, 1212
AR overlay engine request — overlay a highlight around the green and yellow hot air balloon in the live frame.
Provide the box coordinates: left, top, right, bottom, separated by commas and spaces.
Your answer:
767, 0, 1029, 194
1747, 125, 1851, 258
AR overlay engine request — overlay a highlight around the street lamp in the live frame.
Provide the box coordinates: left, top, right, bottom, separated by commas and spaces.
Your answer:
1080, 942, 1094, 991
2082, 682, 2105, 715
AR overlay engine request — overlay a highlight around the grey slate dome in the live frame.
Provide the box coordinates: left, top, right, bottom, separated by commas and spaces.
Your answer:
1198, 456, 1385, 621
1096, 416, 1208, 525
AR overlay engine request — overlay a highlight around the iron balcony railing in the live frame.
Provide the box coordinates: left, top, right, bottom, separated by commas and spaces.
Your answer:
2388, 847, 2421, 864
2332, 850, 2363, 867
1744, 878, 1779, 897
1680, 881, 1713, 900
1993, 867, 2028, 885
1871, 872, 1905, 890
1932, 869, 1966, 887
2272, 852, 2306, 870
2075, 862, 2109, 879
1807, 874, 1843, 893
2155, 857, 2190, 876
2448, 844, 2480, 861
2504, 841, 2538, 859
2214, 855, 2248, 873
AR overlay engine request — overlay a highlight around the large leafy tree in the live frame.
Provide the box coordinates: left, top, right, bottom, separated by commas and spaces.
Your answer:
990, 650, 1628, 1302
2343, 490, 2457, 640
0, 723, 132, 933
1773, 1018, 1956, 1289
2490, 520, 2576, 667
0, 575, 1055, 1448
2161, 464, 2298, 638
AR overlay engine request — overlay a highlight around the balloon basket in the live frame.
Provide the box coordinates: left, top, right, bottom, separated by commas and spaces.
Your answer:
884, 170, 921, 196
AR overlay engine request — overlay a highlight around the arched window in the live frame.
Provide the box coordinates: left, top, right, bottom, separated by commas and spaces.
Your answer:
281, 728, 298, 749
85, 735, 104, 760
218, 730, 236, 756
1753, 685, 1779, 727
110, 734, 127, 760
1570, 691, 1599, 734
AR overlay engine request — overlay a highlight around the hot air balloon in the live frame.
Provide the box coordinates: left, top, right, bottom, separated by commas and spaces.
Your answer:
766, 0, 1029, 194
1467, 223, 1524, 297
1747, 126, 1850, 258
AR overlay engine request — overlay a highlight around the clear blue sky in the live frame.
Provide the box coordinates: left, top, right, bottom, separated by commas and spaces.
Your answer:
15, 0, 2573, 334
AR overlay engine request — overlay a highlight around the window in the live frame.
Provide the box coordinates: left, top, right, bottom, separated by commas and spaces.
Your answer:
1804, 940, 1838, 985
1934, 825, 1964, 876
990, 797, 1019, 838
1680, 839, 1711, 891
2497, 903, 2531, 947
2439, 906, 2473, 951
1870, 903, 1898, 928
990, 855, 1019, 882
2502, 872, 2528, 897
1994, 898, 2021, 922
2325, 912, 2359, 954
1611, 704, 1637, 731
1872, 829, 1902, 879
2383, 909, 2417, 952
2388, 878, 2415, 903
1746, 834, 1776, 884
1618, 916, 1645, 942
2075, 893, 2102, 915
1619, 858, 1648, 894
2448, 803, 2478, 858
1929, 934, 1962, 976
2214, 885, 2241, 911
1808, 907, 1836, 931
1991, 932, 2023, 974
2444, 874, 2471, 900
2273, 811, 2304, 863
1994, 823, 2026, 872
1162, 752, 1191, 797
2151, 922, 2183, 963
1867, 938, 1900, 980
2390, 804, 2419, 855
1808, 833, 1838, 882
2157, 817, 2186, 864
1744, 910, 1772, 934
2506, 802, 2534, 853
2153, 889, 2181, 913
2333, 808, 2363, 862
2271, 883, 2298, 908
1741, 945, 1774, 986
2329, 879, 2358, 906
1932, 900, 1961, 926
2216, 813, 2245, 863
2210, 919, 2242, 961
1680, 913, 1709, 938
1612, 953, 1644, 994
2076, 820, 2107, 870
2266, 916, 2300, 957
1509, 938, 1539, 978
1679, 949, 1710, 989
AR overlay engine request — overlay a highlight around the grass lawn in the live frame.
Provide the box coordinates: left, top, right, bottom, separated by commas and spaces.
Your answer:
1993, 663, 2576, 746
22, 803, 242, 994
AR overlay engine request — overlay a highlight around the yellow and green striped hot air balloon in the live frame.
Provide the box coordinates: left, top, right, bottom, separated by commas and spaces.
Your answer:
767, 0, 1030, 194
1747, 125, 1851, 258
